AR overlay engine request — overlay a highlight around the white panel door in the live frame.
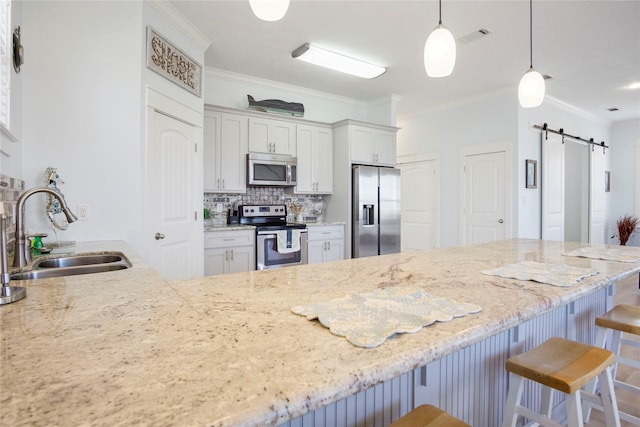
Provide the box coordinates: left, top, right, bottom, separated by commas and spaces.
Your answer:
590, 146, 606, 244
400, 160, 438, 251
542, 134, 565, 241
463, 152, 506, 245
148, 110, 201, 280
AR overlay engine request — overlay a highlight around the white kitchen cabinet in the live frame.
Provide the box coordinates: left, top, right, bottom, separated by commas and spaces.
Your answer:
204, 229, 255, 276
295, 124, 333, 194
349, 124, 396, 166
307, 224, 344, 264
203, 109, 248, 193
248, 117, 296, 156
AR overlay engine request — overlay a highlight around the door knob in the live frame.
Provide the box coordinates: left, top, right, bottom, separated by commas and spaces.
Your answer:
498, 219, 504, 224
155, 232, 165, 240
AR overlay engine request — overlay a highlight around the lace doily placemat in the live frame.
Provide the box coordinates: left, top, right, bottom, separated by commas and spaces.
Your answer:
481, 260, 599, 287
291, 287, 481, 348
563, 246, 640, 263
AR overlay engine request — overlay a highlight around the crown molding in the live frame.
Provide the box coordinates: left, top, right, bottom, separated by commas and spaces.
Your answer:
544, 95, 610, 127
145, 0, 211, 51
205, 67, 368, 107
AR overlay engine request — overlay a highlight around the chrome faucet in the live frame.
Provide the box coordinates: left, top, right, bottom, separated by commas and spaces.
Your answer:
13, 187, 78, 268
1, 213, 26, 305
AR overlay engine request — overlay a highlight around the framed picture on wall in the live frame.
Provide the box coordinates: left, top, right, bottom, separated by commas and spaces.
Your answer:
605, 170, 611, 192
526, 159, 537, 189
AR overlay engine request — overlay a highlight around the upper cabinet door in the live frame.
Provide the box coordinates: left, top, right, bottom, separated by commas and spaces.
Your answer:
374, 130, 396, 166
203, 110, 221, 192
350, 126, 376, 164
314, 127, 333, 193
295, 124, 333, 194
248, 117, 296, 156
203, 109, 247, 193
295, 125, 315, 193
219, 113, 248, 193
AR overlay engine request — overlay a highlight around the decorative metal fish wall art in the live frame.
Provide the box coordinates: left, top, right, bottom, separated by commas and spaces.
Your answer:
247, 95, 304, 117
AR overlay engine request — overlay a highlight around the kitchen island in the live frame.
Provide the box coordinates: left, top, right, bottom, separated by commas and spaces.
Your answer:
1, 239, 638, 426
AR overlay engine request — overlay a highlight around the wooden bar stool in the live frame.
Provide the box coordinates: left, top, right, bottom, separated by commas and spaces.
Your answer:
590, 304, 640, 424
502, 337, 621, 427
390, 405, 470, 427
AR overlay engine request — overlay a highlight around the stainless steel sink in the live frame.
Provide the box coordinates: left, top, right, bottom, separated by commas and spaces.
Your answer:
37, 253, 125, 269
10, 251, 132, 281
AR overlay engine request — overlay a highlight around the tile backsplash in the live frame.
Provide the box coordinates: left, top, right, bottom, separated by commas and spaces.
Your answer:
204, 187, 326, 225
0, 174, 25, 254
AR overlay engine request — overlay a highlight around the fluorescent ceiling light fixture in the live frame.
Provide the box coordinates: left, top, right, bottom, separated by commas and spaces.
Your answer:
292, 43, 386, 79
249, 0, 290, 22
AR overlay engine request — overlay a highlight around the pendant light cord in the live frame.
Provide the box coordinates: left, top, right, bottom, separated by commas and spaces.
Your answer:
439, 0, 443, 25
529, 0, 533, 69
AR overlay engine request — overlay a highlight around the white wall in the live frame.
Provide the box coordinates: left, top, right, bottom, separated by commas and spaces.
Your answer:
16, 1, 205, 259
397, 88, 518, 247
20, 1, 143, 252
608, 119, 640, 227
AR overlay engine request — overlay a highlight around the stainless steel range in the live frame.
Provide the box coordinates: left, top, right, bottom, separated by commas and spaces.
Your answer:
239, 204, 308, 270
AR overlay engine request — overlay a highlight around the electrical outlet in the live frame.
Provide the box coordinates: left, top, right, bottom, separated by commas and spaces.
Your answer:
77, 204, 89, 221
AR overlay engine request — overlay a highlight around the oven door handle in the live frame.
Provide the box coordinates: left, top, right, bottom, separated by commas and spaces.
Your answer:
257, 229, 307, 236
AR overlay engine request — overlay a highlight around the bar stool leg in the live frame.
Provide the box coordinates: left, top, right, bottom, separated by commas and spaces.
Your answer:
565, 392, 584, 427
598, 367, 621, 427
502, 373, 524, 427
610, 330, 623, 379
541, 386, 554, 418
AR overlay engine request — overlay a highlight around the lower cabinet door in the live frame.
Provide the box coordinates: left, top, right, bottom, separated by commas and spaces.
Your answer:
307, 240, 326, 265
204, 248, 227, 276
325, 239, 344, 263
227, 246, 255, 274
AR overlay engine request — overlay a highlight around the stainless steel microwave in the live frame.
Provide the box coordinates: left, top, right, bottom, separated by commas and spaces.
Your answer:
247, 153, 297, 186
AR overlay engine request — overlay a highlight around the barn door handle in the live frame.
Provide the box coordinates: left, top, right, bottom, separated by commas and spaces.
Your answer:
155, 232, 165, 240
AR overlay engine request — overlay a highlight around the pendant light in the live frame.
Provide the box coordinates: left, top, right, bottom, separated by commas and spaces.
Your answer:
424, 0, 456, 78
518, 0, 545, 108
249, 0, 290, 22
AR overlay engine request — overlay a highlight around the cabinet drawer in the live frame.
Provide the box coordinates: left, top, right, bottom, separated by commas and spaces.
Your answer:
308, 225, 344, 241
204, 230, 255, 249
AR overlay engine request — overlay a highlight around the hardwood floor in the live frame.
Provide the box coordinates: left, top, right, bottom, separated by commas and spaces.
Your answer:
585, 274, 640, 427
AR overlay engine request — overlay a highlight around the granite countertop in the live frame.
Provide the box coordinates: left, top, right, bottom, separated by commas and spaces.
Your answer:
1, 239, 639, 426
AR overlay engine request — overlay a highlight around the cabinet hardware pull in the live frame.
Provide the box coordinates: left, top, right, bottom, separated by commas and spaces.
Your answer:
230, 249, 234, 261
327, 241, 331, 251
155, 232, 165, 240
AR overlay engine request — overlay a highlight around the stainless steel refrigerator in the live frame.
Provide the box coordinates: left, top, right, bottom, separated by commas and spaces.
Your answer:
352, 165, 401, 258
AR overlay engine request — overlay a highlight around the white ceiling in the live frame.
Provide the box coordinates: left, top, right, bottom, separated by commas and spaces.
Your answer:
169, 0, 640, 123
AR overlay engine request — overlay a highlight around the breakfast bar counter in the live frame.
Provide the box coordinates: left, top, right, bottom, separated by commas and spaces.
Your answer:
1, 239, 639, 426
